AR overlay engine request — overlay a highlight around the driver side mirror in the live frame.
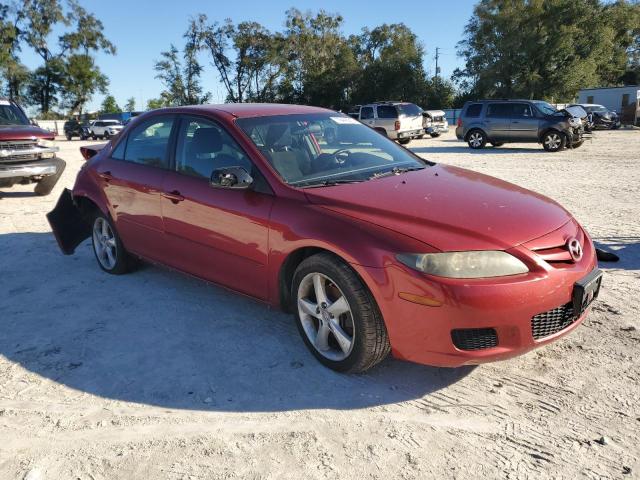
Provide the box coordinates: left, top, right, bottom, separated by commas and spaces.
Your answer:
210, 166, 253, 189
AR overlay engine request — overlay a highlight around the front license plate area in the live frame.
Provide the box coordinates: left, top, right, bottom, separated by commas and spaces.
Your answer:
572, 269, 603, 315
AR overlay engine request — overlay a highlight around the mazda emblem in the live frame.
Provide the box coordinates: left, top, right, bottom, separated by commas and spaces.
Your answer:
567, 237, 583, 262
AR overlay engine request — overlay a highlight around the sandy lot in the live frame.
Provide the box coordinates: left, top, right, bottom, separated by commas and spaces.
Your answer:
1, 130, 638, 479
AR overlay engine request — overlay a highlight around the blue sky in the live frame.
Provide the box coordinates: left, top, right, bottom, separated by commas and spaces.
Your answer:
19, 0, 478, 112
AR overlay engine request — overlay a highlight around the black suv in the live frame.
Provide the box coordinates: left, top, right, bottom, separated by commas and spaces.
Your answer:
63, 118, 83, 140
455, 100, 587, 152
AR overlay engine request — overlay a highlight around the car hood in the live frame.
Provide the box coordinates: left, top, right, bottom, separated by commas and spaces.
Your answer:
304, 164, 572, 251
0, 124, 55, 140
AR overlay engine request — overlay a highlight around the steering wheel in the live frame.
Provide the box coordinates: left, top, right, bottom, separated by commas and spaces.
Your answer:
332, 148, 351, 165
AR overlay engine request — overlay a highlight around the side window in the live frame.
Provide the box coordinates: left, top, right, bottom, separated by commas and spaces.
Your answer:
465, 103, 482, 117
360, 106, 374, 120
376, 105, 398, 119
486, 103, 512, 118
512, 103, 533, 118
175, 116, 252, 180
111, 137, 126, 160
122, 117, 174, 168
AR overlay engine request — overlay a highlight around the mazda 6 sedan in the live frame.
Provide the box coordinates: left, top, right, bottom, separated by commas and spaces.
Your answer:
48, 104, 602, 372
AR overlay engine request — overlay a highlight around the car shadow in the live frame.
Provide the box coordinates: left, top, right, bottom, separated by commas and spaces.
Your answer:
0, 191, 38, 199
594, 236, 640, 271
410, 145, 549, 155
0, 232, 475, 413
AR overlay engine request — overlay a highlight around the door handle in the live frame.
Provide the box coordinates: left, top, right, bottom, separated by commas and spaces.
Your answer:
161, 190, 185, 204
98, 171, 112, 181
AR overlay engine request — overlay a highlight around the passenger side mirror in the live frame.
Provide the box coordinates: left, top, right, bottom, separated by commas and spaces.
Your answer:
210, 166, 253, 189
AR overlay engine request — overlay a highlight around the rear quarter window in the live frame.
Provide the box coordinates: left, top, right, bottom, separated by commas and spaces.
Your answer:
465, 103, 483, 118
376, 105, 398, 119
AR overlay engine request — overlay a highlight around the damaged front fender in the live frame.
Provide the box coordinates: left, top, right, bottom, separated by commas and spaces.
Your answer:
46, 188, 91, 255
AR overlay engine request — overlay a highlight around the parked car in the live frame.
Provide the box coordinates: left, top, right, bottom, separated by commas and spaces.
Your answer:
354, 101, 426, 144
0, 97, 66, 195
63, 118, 83, 140
423, 109, 449, 137
568, 104, 621, 130
80, 122, 93, 140
455, 100, 587, 152
90, 119, 123, 140
48, 104, 602, 373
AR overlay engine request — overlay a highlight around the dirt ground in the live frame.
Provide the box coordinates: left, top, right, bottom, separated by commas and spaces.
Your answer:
1, 129, 638, 480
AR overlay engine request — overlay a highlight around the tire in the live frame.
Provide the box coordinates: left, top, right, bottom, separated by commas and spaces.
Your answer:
398, 138, 411, 145
467, 129, 486, 149
292, 252, 390, 373
66, 134, 72, 141
490, 142, 504, 147
417, 134, 425, 139
542, 130, 566, 152
92, 135, 97, 140
430, 133, 441, 138
571, 140, 584, 149
103, 133, 110, 140
33, 158, 66, 196
91, 213, 134, 275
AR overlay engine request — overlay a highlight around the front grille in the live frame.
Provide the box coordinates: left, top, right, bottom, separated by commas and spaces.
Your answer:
530, 228, 585, 266
451, 328, 498, 351
531, 302, 577, 340
0, 140, 39, 164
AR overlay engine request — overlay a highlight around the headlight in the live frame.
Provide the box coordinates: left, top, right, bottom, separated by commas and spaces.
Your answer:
37, 139, 55, 148
396, 251, 529, 279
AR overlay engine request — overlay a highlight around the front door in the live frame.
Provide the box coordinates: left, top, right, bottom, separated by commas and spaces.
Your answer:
510, 103, 539, 141
161, 115, 274, 300
98, 115, 176, 260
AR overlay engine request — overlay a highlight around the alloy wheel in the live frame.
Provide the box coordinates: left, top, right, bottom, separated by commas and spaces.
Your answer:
92, 217, 117, 270
297, 272, 355, 361
469, 132, 483, 148
544, 133, 561, 150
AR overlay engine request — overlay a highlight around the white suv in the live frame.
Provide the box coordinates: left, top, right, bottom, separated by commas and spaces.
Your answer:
356, 101, 426, 145
91, 120, 123, 140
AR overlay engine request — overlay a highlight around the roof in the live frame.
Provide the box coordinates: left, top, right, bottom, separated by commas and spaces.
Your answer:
579, 85, 639, 91
185, 103, 334, 118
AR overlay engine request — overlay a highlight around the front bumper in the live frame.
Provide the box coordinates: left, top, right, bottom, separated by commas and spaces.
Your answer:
0, 158, 61, 179
353, 230, 599, 367
426, 123, 449, 135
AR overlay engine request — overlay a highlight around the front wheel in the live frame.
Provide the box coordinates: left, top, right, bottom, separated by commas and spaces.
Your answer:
467, 130, 486, 149
542, 131, 566, 152
292, 253, 390, 373
91, 214, 134, 275
398, 138, 411, 145
430, 132, 441, 138
571, 140, 584, 149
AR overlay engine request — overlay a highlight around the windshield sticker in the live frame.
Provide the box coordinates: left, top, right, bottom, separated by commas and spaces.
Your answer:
0, 100, 10, 105
330, 116, 359, 125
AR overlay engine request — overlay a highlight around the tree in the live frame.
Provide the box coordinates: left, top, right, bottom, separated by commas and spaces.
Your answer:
0, 3, 29, 101
198, 15, 281, 103
454, 0, 640, 101
20, 0, 115, 113
100, 95, 121, 113
153, 18, 210, 106
146, 97, 169, 110
124, 97, 136, 112
422, 77, 456, 109
60, 54, 108, 114
350, 23, 427, 106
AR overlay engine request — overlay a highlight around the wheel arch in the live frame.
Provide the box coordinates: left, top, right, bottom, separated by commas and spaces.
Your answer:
464, 127, 487, 141
538, 127, 563, 143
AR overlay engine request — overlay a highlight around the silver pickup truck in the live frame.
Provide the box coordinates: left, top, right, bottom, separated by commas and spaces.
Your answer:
0, 98, 66, 196
354, 101, 426, 145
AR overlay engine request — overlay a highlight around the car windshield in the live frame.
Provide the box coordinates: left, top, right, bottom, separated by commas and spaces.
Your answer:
590, 105, 607, 112
236, 113, 429, 187
398, 103, 423, 116
0, 101, 30, 126
533, 101, 559, 116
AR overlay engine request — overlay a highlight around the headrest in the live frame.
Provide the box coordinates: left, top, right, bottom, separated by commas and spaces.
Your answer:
265, 123, 291, 149
191, 128, 222, 154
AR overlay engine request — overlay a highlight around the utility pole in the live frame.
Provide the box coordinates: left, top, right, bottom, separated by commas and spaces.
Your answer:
435, 47, 441, 80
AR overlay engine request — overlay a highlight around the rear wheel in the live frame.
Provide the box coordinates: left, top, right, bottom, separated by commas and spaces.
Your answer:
292, 253, 390, 373
467, 130, 486, 149
398, 138, 411, 145
66, 134, 72, 141
542, 131, 566, 152
91, 213, 134, 275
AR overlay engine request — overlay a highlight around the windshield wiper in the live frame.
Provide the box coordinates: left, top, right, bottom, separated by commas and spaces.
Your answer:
369, 165, 425, 180
299, 179, 366, 188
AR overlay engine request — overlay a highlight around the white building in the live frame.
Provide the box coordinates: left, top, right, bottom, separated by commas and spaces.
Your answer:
577, 86, 639, 125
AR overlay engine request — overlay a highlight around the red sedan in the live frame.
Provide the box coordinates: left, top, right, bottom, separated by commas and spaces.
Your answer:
48, 104, 602, 372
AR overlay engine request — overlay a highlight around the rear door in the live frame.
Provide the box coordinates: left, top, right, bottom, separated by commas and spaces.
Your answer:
97, 115, 176, 260
510, 103, 539, 141
484, 103, 512, 141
